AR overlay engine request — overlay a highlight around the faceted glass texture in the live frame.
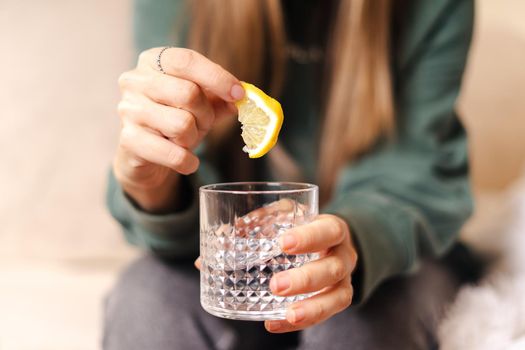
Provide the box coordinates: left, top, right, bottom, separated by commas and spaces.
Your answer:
200, 182, 318, 320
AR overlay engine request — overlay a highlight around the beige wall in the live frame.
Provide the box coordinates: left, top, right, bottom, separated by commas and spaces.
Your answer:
0, 0, 134, 261
0, 1, 135, 349
460, 0, 525, 191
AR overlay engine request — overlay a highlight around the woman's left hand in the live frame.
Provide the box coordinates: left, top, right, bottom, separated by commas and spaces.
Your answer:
194, 213, 358, 333
264, 214, 358, 333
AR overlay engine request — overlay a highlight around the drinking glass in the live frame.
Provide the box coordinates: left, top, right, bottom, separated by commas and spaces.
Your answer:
200, 182, 319, 321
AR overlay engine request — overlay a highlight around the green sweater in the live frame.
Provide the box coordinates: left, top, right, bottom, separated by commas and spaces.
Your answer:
107, 0, 474, 303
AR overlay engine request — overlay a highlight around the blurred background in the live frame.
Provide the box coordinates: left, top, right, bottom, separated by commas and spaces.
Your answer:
0, 0, 524, 349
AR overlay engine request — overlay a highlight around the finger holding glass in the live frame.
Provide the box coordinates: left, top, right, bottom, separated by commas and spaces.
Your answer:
265, 214, 358, 333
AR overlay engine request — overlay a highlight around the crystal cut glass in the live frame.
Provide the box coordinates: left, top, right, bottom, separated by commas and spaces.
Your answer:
200, 182, 318, 320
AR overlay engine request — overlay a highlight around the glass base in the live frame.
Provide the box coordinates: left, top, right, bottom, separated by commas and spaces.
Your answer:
201, 303, 286, 321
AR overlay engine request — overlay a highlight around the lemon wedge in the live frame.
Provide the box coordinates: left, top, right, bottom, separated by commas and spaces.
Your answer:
235, 82, 284, 158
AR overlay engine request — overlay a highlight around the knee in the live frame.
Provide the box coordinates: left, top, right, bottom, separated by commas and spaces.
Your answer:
106, 254, 199, 315
103, 255, 200, 347
102, 255, 204, 349
301, 260, 461, 350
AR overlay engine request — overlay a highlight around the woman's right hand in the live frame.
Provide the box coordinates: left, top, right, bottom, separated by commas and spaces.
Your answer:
114, 47, 245, 212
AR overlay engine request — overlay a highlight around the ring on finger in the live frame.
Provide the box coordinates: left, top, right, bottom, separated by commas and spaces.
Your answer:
156, 46, 174, 74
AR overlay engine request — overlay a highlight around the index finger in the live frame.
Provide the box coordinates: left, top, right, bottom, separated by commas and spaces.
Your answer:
279, 215, 349, 254
145, 47, 245, 102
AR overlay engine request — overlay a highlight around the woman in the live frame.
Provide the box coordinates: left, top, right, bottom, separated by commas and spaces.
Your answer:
105, 0, 478, 349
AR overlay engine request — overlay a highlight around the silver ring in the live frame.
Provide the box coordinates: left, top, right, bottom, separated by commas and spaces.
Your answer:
156, 46, 174, 74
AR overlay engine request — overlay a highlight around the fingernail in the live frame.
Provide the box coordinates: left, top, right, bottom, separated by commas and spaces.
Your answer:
230, 84, 244, 100
270, 273, 291, 293
287, 307, 305, 324
267, 321, 281, 331
280, 234, 297, 251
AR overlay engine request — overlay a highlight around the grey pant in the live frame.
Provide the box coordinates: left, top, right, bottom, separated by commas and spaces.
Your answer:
103, 245, 481, 350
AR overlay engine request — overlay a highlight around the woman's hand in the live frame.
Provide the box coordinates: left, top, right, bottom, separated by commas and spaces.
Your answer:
194, 213, 357, 331
265, 214, 358, 333
114, 47, 244, 211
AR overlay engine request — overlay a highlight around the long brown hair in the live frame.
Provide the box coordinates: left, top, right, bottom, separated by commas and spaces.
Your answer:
186, 0, 395, 204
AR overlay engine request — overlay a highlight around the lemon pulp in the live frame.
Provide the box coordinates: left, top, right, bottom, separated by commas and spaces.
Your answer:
235, 82, 284, 158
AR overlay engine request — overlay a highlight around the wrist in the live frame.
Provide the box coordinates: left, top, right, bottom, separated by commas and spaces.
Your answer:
122, 171, 182, 213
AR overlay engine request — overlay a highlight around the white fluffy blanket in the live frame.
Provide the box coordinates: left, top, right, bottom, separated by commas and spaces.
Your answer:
439, 177, 525, 350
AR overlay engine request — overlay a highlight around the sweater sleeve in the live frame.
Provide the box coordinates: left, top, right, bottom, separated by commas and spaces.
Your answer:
323, 0, 474, 303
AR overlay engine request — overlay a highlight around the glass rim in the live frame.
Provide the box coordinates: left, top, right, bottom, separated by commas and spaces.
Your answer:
199, 181, 318, 195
